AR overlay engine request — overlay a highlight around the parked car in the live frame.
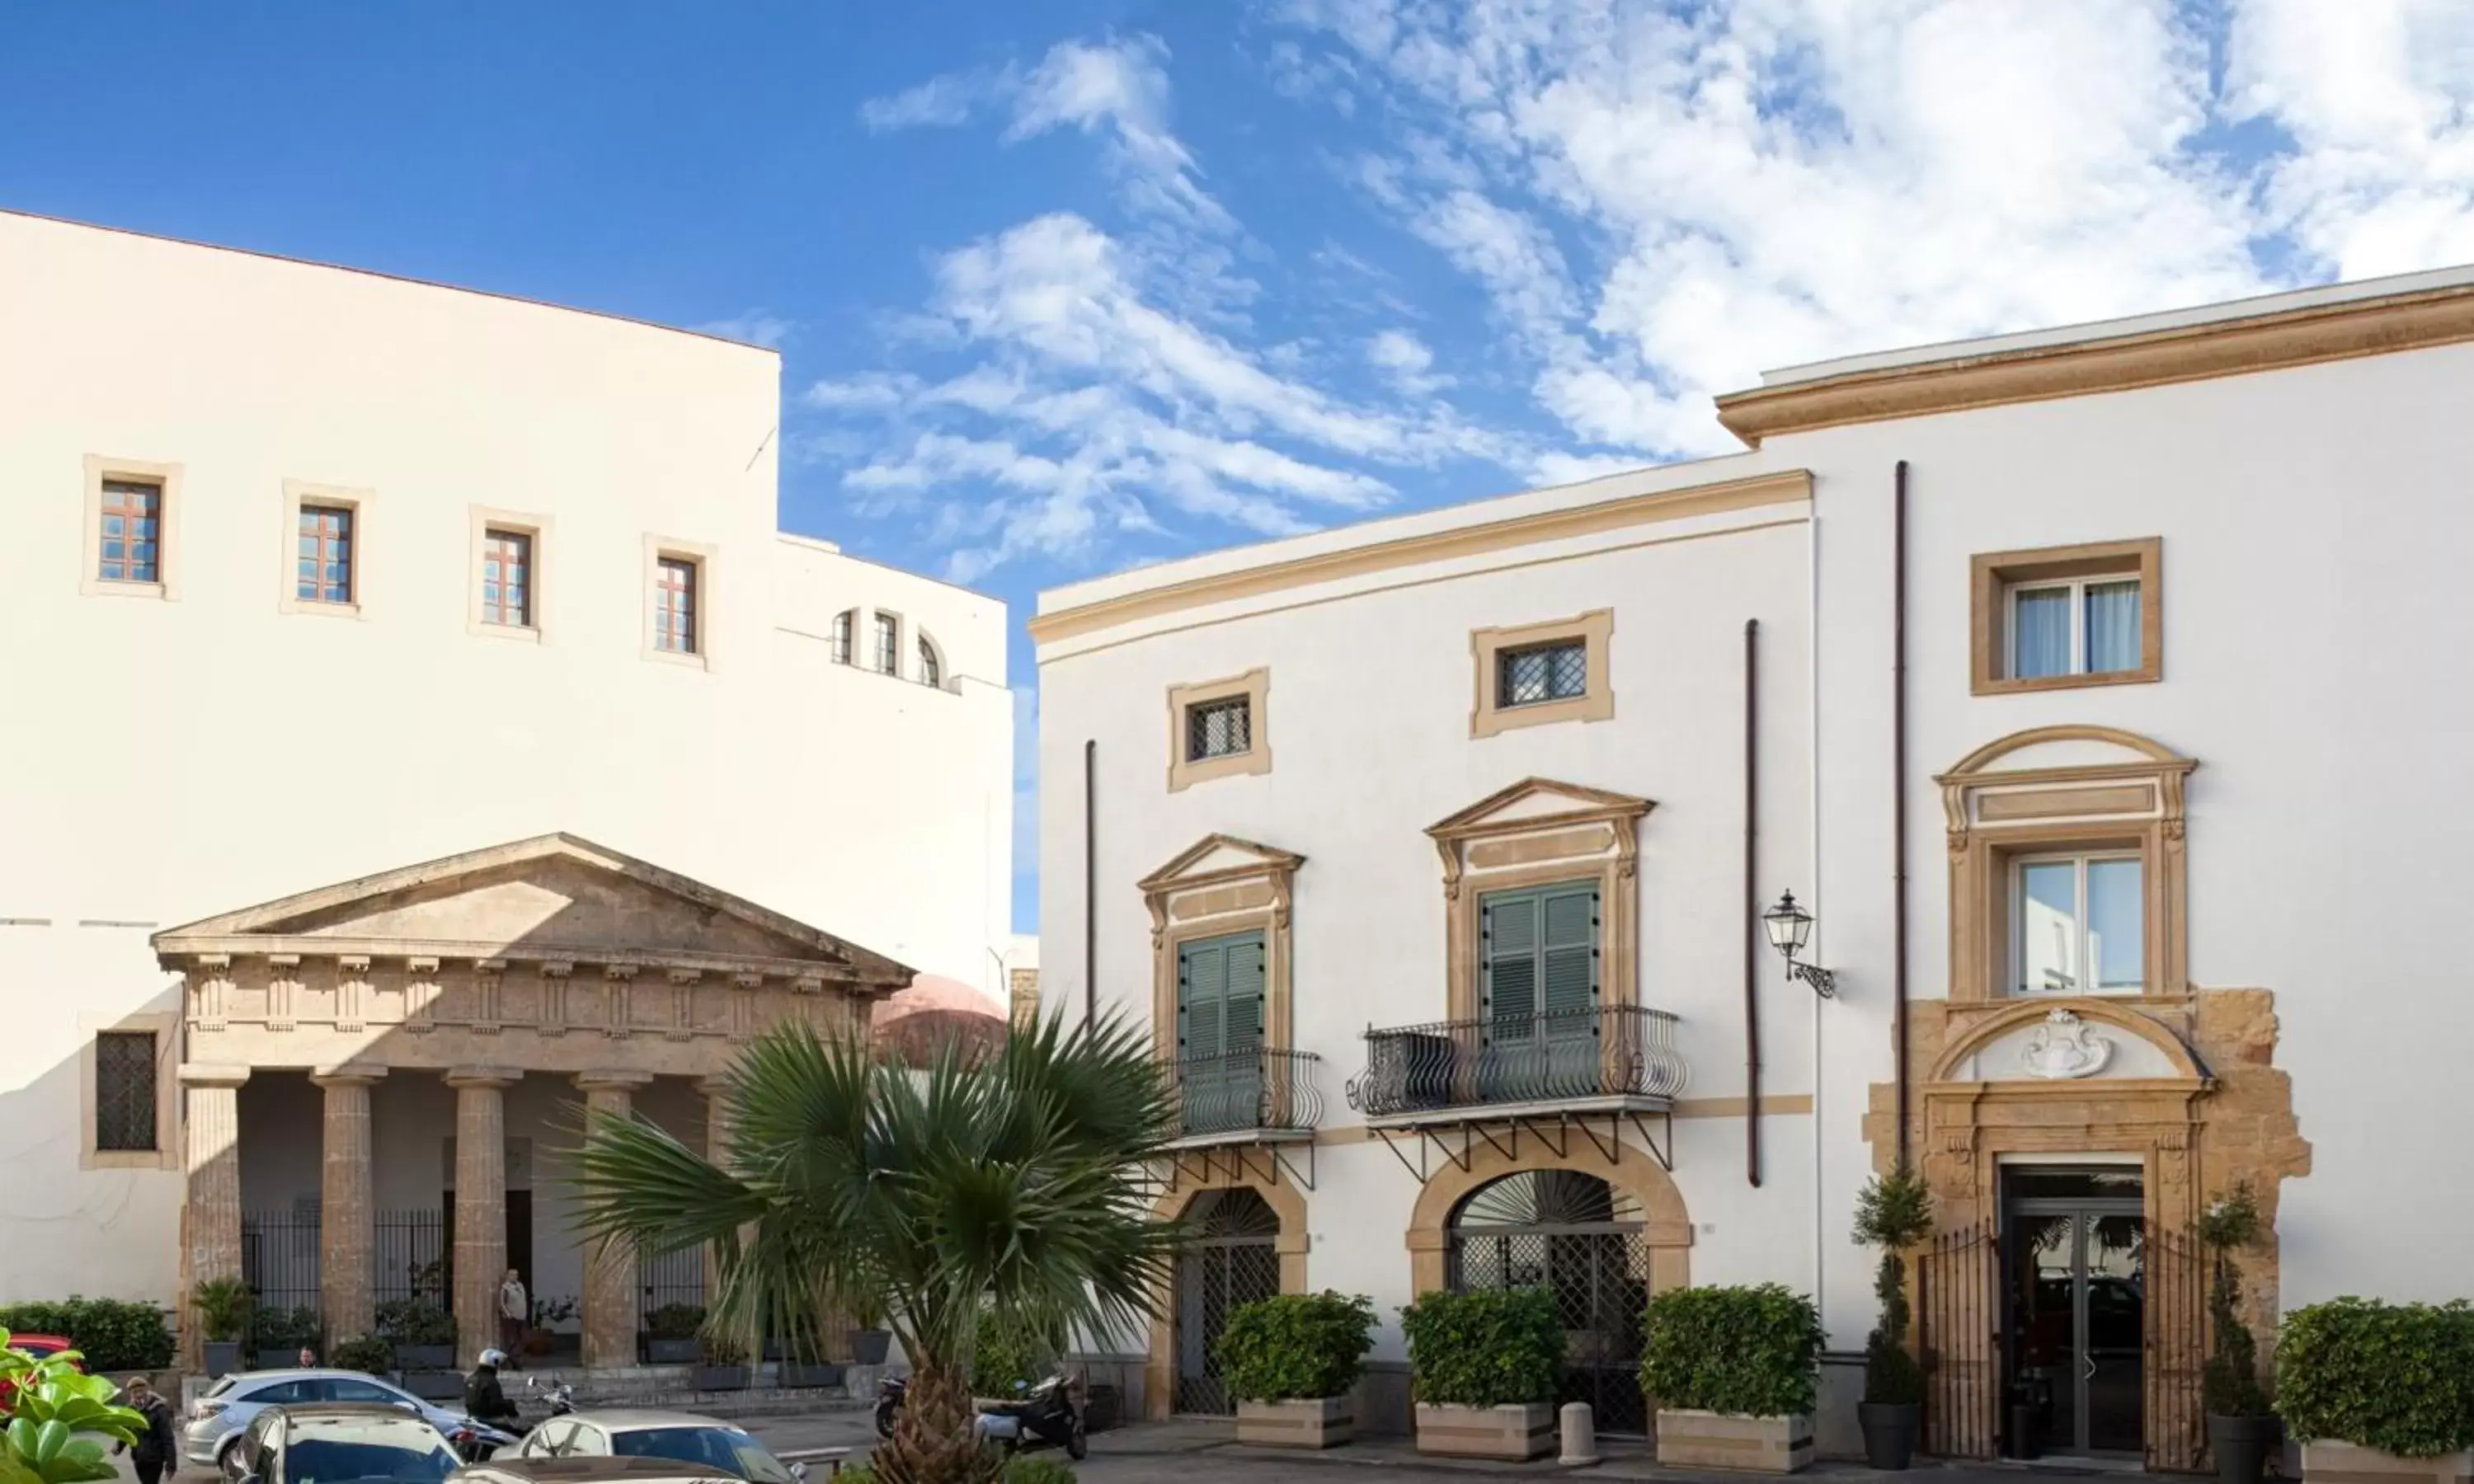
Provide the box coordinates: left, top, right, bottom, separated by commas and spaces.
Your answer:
217, 1402, 461, 1484
2, 1333, 80, 1407
451, 1455, 745, 1484
184, 1370, 481, 1472
501, 1412, 805, 1484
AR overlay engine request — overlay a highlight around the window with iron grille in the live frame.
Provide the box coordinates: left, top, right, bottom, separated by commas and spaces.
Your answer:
1498, 639, 1587, 707
873, 613, 899, 674
654, 556, 698, 653
94, 1031, 157, 1152
1186, 697, 1250, 761
481, 529, 533, 627
97, 479, 163, 584
297, 504, 355, 604
918, 636, 941, 688
830, 611, 854, 665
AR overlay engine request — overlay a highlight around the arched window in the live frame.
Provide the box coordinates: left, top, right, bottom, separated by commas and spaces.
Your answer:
830, 609, 854, 665
918, 635, 942, 689
1446, 1169, 1650, 1433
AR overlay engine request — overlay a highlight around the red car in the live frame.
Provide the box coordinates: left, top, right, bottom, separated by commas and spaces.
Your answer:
1, 1334, 80, 1409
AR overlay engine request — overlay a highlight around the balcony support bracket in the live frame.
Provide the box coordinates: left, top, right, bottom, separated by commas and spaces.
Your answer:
1626, 1108, 1673, 1172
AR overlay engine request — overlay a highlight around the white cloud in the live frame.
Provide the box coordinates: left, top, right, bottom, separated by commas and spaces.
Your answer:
1366, 328, 1451, 395
690, 311, 793, 349
858, 71, 994, 131
1008, 35, 1231, 231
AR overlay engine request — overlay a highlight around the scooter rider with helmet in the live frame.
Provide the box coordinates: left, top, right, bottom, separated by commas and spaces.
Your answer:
465, 1350, 523, 1430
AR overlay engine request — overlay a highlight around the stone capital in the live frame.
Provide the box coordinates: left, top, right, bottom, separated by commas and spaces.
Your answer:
310, 1064, 388, 1088
177, 1063, 252, 1089
696, 1075, 736, 1098
572, 1070, 655, 1093
444, 1065, 521, 1089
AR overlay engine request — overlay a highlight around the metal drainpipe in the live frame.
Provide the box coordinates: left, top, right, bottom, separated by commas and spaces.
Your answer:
1745, 617, 1761, 1188
1893, 460, 1912, 1168
1084, 738, 1097, 1029
1807, 504, 1825, 1318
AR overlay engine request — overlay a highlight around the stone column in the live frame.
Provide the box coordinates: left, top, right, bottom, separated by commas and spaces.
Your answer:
178, 1064, 252, 1372
446, 1067, 518, 1365
577, 1072, 653, 1370
699, 1076, 734, 1304
312, 1066, 386, 1343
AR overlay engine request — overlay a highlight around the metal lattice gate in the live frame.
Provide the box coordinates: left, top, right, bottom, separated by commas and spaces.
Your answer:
2147, 1225, 2209, 1473
1920, 1225, 1998, 1459
1174, 1190, 1282, 1416
1446, 1172, 1649, 1435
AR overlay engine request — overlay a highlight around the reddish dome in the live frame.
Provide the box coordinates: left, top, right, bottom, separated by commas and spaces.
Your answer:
872, 974, 1007, 1065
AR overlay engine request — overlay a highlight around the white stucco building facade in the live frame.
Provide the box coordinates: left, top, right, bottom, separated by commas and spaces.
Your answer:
0, 210, 1013, 1363
1035, 268, 2471, 1463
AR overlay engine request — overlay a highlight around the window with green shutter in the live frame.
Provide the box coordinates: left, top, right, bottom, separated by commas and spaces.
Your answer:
1176, 929, 1267, 1133
1478, 883, 1601, 1097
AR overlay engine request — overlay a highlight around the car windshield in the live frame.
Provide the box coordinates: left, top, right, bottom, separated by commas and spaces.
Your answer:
280, 1417, 458, 1484
610, 1428, 793, 1484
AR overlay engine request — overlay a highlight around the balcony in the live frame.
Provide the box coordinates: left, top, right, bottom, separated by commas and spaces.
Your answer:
1164, 1046, 1324, 1148
1346, 1005, 1687, 1124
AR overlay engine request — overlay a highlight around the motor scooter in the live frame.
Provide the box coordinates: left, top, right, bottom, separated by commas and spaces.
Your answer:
525, 1376, 577, 1417
872, 1376, 905, 1439
975, 1371, 1086, 1461
446, 1418, 524, 1463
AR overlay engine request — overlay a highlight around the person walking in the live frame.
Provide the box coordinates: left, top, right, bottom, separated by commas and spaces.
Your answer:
117, 1376, 177, 1484
496, 1268, 529, 1366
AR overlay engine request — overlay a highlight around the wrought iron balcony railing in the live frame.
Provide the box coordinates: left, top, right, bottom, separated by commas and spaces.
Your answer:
1344, 1005, 1686, 1120
1165, 1046, 1324, 1140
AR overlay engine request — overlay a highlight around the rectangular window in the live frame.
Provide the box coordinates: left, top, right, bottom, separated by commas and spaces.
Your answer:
873, 613, 898, 674
1498, 639, 1588, 707
2010, 577, 2142, 680
94, 1031, 157, 1152
297, 504, 355, 604
1175, 930, 1265, 1134
2015, 853, 2144, 993
830, 612, 854, 665
653, 556, 698, 654
96, 479, 163, 584
1478, 882, 1601, 1099
480, 529, 533, 628
1185, 697, 1251, 761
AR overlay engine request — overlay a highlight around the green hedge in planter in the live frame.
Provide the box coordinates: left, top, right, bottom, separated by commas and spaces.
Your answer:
1642, 1284, 1825, 1418
1399, 1287, 1562, 1408
1216, 1291, 1376, 1402
0, 1298, 173, 1372
330, 1336, 396, 1376
2279, 1298, 2474, 1458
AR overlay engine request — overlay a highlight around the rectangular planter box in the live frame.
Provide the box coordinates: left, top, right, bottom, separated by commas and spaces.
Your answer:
645, 1339, 699, 1364
393, 1345, 454, 1370
255, 1350, 303, 1372
1414, 1402, 1554, 1461
203, 1342, 242, 1379
404, 1371, 465, 1402
695, 1364, 750, 1391
2302, 1441, 2474, 1484
1657, 1408, 1814, 1474
778, 1361, 844, 1389
1239, 1397, 1353, 1449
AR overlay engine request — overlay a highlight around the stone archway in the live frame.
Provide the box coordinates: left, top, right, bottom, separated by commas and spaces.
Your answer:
1404, 1143, 1691, 1298
1143, 1172, 1308, 1421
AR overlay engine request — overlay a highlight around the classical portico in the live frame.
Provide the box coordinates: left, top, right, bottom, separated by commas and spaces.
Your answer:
153, 834, 911, 1369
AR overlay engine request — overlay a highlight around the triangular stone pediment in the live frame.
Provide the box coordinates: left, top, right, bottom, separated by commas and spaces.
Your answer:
1427, 777, 1653, 839
1138, 834, 1305, 893
153, 834, 909, 984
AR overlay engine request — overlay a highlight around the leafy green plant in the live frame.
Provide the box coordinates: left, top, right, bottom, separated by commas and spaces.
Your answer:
0, 1331, 148, 1484
190, 1280, 253, 1346
531, 1296, 579, 1329
1399, 1288, 1563, 1408
249, 1307, 321, 1355
2278, 1298, 2474, 1457
373, 1299, 454, 1349
1643, 1284, 1826, 1418
2199, 1183, 2271, 1418
0, 1303, 172, 1374
328, 1336, 395, 1376
999, 1458, 1075, 1484
1851, 1165, 1934, 1407
1214, 1291, 1376, 1403
644, 1305, 708, 1342
970, 1314, 1047, 1395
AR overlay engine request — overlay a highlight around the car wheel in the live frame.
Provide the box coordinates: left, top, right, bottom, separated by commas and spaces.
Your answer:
215, 1438, 243, 1477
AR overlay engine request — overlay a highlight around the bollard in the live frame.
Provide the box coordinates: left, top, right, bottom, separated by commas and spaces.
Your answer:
1560, 1401, 1599, 1466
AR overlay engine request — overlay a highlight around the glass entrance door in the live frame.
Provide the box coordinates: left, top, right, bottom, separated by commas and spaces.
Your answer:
2005, 1170, 2145, 1456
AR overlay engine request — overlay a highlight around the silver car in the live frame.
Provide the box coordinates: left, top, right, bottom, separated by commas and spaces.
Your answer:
182, 1370, 478, 1471
501, 1411, 806, 1483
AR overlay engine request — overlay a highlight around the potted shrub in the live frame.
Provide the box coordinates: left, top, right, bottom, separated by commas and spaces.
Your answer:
1217, 1290, 1376, 1449
2200, 1184, 2279, 1484
1643, 1283, 1824, 1474
376, 1297, 457, 1370
525, 1295, 577, 1360
1398, 1287, 1561, 1460
2279, 1297, 2474, 1483
331, 1335, 396, 1377
193, 1278, 252, 1379
644, 1303, 706, 1366
848, 1298, 894, 1368
1851, 1164, 1934, 1470
694, 1333, 750, 1392
252, 1305, 321, 1371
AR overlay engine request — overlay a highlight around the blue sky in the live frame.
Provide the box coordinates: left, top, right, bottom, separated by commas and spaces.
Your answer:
11, 2, 2474, 932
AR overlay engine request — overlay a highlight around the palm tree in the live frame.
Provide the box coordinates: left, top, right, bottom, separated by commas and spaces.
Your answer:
572, 1011, 1180, 1484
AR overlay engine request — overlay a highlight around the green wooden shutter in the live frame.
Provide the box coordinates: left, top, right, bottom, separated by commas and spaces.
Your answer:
1178, 938, 1228, 1060
1225, 933, 1265, 1054
1540, 884, 1599, 1021
1481, 891, 1541, 1032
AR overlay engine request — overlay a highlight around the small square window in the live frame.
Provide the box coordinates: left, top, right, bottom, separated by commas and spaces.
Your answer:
82, 457, 183, 599
481, 529, 534, 628
1498, 640, 1587, 707
654, 556, 698, 654
1972, 539, 2161, 694
96, 479, 163, 584
94, 1031, 157, 1153
1186, 697, 1251, 762
298, 504, 355, 604
2009, 577, 2141, 679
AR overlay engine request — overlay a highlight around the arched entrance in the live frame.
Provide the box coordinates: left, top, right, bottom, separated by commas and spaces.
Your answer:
1173, 1187, 1282, 1416
1446, 1169, 1650, 1434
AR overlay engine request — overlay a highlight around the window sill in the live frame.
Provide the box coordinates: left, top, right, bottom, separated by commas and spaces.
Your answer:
469, 620, 544, 644
281, 598, 364, 621
642, 647, 711, 672
1471, 690, 1615, 739
1168, 746, 1271, 792
1973, 667, 2160, 697
81, 578, 172, 601
81, 1148, 174, 1172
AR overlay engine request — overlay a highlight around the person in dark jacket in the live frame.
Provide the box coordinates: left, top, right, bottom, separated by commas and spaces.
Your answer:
116, 1376, 178, 1484
463, 1350, 520, 1427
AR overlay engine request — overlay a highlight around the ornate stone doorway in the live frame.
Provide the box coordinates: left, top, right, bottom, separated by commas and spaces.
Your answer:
1171, 1188, 1282, 1416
